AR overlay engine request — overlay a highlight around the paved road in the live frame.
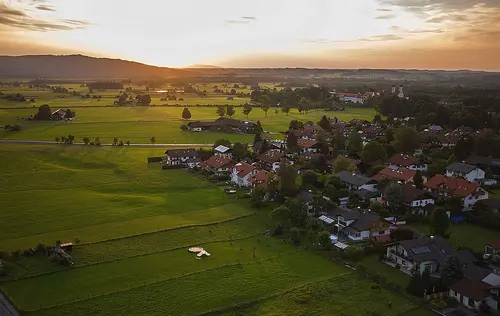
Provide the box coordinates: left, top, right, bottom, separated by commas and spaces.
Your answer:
0, 292, 19, 316
0, 139, 213, 147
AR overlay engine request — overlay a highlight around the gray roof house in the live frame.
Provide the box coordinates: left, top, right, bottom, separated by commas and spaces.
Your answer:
337, 171, 378, 192
445, 162, 485, 182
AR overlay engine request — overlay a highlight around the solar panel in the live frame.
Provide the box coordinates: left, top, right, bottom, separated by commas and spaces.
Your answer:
411, 246, 431, 254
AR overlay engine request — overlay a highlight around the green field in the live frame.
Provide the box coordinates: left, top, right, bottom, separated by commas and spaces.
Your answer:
0, 106, 375, 144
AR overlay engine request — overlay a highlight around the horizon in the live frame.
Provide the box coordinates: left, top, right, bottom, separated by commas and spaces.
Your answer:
1, 0, 500, 71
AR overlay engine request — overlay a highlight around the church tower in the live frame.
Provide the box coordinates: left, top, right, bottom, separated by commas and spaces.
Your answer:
398, 85, 404, 98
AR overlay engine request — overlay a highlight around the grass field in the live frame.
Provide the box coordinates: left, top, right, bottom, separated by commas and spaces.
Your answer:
360, 255, 410, 288
0, 106, 375, 144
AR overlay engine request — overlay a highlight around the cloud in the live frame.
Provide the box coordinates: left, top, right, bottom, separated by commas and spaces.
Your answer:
359, 34, 404, 41
375, 14, 396, 19
241, 16, 257, 20
225, 16, 257, 24
35, 4, 56, 11
0, 3, 90, 31
376, 8, 393, 12
426, 14, 469, 23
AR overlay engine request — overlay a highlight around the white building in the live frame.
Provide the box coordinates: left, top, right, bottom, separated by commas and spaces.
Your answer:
337, 171, 378, 192
445, 162, 485, 183
230, 162, 258, 187
165, 148, 200, 168
214, 145, 232, 158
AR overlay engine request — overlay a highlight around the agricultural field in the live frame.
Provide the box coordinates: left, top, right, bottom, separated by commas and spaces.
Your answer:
0, 106, 375, 144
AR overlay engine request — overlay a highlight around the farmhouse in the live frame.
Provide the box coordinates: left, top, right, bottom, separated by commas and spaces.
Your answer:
289, 129, 316, 140
337, 171, 378, 192
445, 162, 485, 182
51, 109, 67, 120
257, 150, 284, 172
187, 118, 257, 133
465, 156, 500, 176
165, 149, 200, 168
400, 184, 435, 211
297, 139, 319, 154
248, 170, 271, 189
230, 162, 258, 187
388, 154, 427, 172
200, 155, 234, 175
332, 208, 391, 242
424, 174, 489, 209
337, 93, 364, 104
372, 166, 415, 184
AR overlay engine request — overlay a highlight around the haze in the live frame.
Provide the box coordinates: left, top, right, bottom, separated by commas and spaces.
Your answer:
1, 0, 499, 70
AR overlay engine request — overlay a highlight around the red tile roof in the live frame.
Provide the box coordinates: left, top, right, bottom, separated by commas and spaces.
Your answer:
425, 174, 480, 198
248, 170, 270, 188
374, 234, 392, 244
488, 242, 500, 250
200, 155, 233, 169
372, 167, 415, 182
449, 278, 493, 301
257, 150, 284, 164
389, 154, 419, 167
297, 139, 318, 148
231, 162, 256, 177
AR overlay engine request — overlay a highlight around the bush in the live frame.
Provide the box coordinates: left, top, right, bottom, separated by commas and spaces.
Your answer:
46, 245, 73, 266
430, 299, 447, 309
0, 250, 9, 260
180, 124, 188, 131
36, 242, 46, 254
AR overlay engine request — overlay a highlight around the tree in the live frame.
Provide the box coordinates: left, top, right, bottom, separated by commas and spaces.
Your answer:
390, 227, 415, 241
393, 126, 421, 154
232, 142, 249, 161
430, 208, 450, 238
250, 186, 267, 208
126, 141, 131, 146
83, 137, 90, 145
67, 135, 74, 144
414, 170, 424, 189
286, 199, 308, 227
407, 268, 425, 296
242, 104, 252, 118
310, 195, 329, 215
278, 161, 297, 197
150, 137, 156, 146
287, 131, 298, 151
332, 156, 356, 174
182, 107, 192, 120
319, 115, 331, 131
441, 255, 463, 287
113, 137, 119, 146
317, 231, 331, 250
290, 227, 300, 245
135, 95, 151, 105
454, 135, 475, 161
261, 103, 270, 116
34, 104, 51, 120
302, 170, 318, 188
180, 124, 188, 131
360, 142, 387, 164
214, 138, 232, 148
226, 105, 235, 118
65, 109, 74, 119
281, 104, 291, 115
94, 137, 100, 145
298, 97, 309, 113
270, 205, 289, 224
55, 137, 60, 143
289, 120, 304, 130
347, 130, 363, 155
385, 127, 395, 143
216, 106, 225, 118
331, 129, 346, 150
384, 183, 403, 210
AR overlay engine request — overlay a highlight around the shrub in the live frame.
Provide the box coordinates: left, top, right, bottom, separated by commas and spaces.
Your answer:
430, 299, 447, 309
11, 250, 21, 258
46, 245, 73, 266
0, 250, 9, 260
36, 242, 46, 254
180, 124, 188, 131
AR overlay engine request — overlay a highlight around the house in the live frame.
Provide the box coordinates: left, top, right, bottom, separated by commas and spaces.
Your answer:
296, 190, 314, 210
230, 162, 258, 187
465, 156, 500, 176
51, 109, 66, 120
333, 208, 391, 242
485, 243, 500, 256
257, 150, 284, 172
386, 236, 453, 275
289, 129, 316, 140
437, 133, 460, 148
425, 174, 489, 209
165, 148, 200, 168
401, 184, 435, 210
297, 139, 319, 154
329, 117, 346, 129
445, 162, 485, 182
372, 166, 416, 184
214, 145, 232, 158
248, 170, 271, 189
200, 155, 234, 175
253, 140, 280, 153
187, 118, 257, 133
361, 125, 384, 140
449, 263, 500, 311
349, 119, 371, 127
354, 189, 381, 203
337, 171, 378, 192
338, 93, 364, 104
388, 154, 428, 172
429, 125, 443, 132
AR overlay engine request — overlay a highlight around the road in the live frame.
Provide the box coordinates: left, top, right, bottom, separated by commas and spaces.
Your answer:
0, 139, 213, 147
0, 291, 19, 316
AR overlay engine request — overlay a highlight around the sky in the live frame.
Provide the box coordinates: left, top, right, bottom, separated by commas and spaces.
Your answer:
1, 0, 500, 70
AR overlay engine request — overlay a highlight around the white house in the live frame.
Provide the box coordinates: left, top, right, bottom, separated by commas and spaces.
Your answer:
165, 148, 200, 168
331, 208, 391, 242
337, 171, 378, 192
214, 145, 232, 158
338, 93, 364, 104
257, 150, 284, 172
388, 154, 428, 172
425, 174, 489, 209
230, 162, 258, 187
200, 155, 234, 175
401, 184, 435, 209
445, 162, 485, 182
297, 139, 319, 154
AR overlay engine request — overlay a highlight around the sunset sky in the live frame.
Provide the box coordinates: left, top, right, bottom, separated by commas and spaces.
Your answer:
1, 0, 499, 70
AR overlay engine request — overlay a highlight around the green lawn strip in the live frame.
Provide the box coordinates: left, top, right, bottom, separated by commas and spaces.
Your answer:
208, 273, 422, 316
0, 203, 253, 251
24, 251, 344, 316
410, 223, 498, 252
360, 255, 410, 289
0, 213, 262, 282
5, 238, 321, 311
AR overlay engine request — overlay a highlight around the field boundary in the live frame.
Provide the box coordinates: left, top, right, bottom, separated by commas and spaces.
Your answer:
10, 249, 307, 312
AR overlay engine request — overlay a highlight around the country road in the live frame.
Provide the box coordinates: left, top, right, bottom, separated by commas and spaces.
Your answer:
0, 139, 213, 147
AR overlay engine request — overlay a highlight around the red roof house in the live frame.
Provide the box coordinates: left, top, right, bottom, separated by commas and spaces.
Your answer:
372, 167, 416, 183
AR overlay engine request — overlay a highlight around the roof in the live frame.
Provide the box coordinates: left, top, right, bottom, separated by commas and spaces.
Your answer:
248, 170, 270, 187
446, 162, 478, 174
429, 125, 443, 131
296, 190, 313, 203
374, 234, 393, 243
214, 145, 231, 153
372, 167, 415, 182
52, 109, 66, 116
456, 249, 478, 266
300, 152, 324, 161
463, 264, 491, 282
215, 117, 256, 127
465, 155, 500, 168
399, 236, 453, 264
165, 148, 198, 157
449, 278, 492, 301
340, 93, 362, 99
200, 155, 234, 169
257, 150, 284, 164
337, 209, 362, 221
297, 139, 318, 148
231, 162, 256, 177
401, 184, 431, 203
350, 212, 382, 231
425, 174, 480, 198
389, 154, 419, 167
354, 189, 379, 200
337, 171, 373, 186
487, 242, 500, 250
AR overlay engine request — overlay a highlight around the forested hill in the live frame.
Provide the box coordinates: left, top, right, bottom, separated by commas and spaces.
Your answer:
0, 55, 194, 79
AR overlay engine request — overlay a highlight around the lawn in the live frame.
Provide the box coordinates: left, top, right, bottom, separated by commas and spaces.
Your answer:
211, 274, 433, 316
0, 145, 252, 250
410, 223, 498, 252
0, 106, 375, 144
360, 255, 410, 289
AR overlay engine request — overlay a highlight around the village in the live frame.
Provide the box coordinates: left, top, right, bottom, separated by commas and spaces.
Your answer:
162, 111, 500, 315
